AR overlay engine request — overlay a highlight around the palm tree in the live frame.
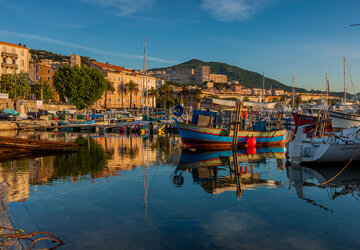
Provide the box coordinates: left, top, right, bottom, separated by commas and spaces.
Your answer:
124, 80, 139, 109
148, 87, 159, 108
159, 82, 173, 108
181, 85, 190, 105
118, 81, 126, 108
104, 80, 115, 109
193, 87, 203, 108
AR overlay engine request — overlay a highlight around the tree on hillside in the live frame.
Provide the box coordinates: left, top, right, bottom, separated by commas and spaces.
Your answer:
53, 65, 107, 110
124, 80, 139, 108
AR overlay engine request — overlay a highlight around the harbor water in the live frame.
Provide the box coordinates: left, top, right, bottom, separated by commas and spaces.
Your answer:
1, 132, 359, 249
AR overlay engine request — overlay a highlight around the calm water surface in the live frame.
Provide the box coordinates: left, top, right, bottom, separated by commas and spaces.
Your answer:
0, 132, 359, 249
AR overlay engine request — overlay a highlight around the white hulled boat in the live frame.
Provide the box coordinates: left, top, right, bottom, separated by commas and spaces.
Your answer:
288, 123, 360, 163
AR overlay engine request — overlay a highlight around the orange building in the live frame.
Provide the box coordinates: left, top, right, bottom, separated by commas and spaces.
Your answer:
29, 61, 55, 83
91, 61, 156, 109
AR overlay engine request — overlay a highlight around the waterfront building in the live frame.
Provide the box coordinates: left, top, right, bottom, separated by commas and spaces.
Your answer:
209, 73, 227, 84
229, 84, 245, 94
274, 89, 285, 96
0, 41, 29, 76
70, 54, 81, 67
29, 61, 55, 83
91, 61, 156, 109
194, 66, 210, 85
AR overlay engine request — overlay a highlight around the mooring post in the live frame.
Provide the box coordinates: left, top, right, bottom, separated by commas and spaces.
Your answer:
232, 101, 242, 151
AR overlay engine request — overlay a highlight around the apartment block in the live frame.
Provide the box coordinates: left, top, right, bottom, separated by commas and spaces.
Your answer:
0, 41, 29, 76
194, 66, 210, 85
210, 73, 227, 83
91, 61, 156, 109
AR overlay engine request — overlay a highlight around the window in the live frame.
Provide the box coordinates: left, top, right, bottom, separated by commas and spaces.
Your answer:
109, 98, 111, 102
3, 58, 6, 63
47, 69, 50, 74
48, 77, 50, 80
40, 66, 42, 70
20, 60, 24, 66
12, 59, 16, 64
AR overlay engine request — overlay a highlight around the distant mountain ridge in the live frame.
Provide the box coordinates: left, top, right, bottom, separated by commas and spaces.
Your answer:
151, 59, 309, 93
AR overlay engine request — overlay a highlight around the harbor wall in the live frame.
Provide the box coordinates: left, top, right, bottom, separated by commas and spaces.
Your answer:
0, 99, 75, 112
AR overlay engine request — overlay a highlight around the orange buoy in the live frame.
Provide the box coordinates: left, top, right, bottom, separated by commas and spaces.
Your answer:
240, 166, 244, 173
245, 166, 249, 173
247, 136, 256, 147
244, 111, 248, 119
247, 146, 256, 155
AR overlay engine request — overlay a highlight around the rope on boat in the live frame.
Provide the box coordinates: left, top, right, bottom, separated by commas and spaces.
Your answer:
315, 147, 360, 187
0, 226, 64, 249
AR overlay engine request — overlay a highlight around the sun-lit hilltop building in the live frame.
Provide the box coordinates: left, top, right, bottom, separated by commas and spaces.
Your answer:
0, 41, 29, 76
70, 54, 81, 67
91, 61, 156, 109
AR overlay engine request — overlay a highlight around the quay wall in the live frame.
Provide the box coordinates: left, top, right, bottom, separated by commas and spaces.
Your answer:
0, 99, 75, 112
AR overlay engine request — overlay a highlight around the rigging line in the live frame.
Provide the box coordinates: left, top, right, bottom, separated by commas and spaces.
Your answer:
315, 146, 360, 187
329, 0, 347, 77
346, 62, 359, 102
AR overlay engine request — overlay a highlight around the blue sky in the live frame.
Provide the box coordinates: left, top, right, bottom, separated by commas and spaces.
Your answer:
1, 0, 360, 92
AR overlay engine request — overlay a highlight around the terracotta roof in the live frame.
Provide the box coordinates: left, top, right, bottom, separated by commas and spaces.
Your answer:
0, 41, 29, 50
92, 61, 137, 74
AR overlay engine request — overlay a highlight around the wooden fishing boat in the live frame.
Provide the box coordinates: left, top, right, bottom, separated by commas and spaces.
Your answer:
59, 119, 95, 126
328, 110, 360, 129
292, 112, 332, 133
0, 136, 79, 162
176, 121, 285, 149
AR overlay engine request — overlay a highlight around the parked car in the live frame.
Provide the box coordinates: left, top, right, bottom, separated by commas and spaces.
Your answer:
0, 112, 15, 121
27, 110, 49, 119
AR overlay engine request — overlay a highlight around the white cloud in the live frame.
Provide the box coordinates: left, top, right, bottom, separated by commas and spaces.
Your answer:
0, 30, 178, 64
201, 0, 268, 22
80, 0, 156, 16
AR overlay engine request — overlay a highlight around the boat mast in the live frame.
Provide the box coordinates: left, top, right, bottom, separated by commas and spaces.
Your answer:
326, 72, 330, 106
143, 38, 148, 118
292, 76, 295, 109
262, 72, 265, 102
344, 57, 346, 110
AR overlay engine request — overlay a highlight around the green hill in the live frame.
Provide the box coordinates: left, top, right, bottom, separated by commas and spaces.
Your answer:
151, 59, 308, 92
29, 49, 92, 67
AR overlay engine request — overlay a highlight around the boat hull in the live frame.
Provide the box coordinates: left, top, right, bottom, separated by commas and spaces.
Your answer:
292, 112, 332, 133
177, 122, 286, 149
303, 143, 360, 163
329, 111, 360, 129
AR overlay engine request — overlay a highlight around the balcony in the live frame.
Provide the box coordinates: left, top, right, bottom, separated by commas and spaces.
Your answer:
1, 52, 18, 58
2, 63, 18, 69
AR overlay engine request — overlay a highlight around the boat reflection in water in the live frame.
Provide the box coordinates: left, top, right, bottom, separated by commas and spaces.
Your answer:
287, 164, 360, 203
174, 146, 286, 196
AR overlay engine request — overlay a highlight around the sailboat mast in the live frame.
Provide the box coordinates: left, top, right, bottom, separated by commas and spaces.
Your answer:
262, 72, 265, 101
344, 57, 346, 109
292, 76, 295, 109
143, 38, 148, 117
326, 72, 330, 106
